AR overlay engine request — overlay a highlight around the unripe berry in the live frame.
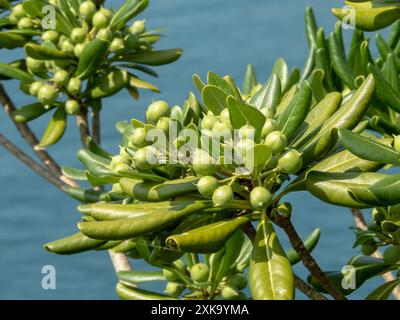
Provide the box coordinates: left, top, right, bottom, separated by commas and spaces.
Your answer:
60, 39, 75, 55
162, 268, 178, 281
67, 78, 82, 96
221, 285, 240, 299
156, 117, 171, 134
278, 149, 303, 174
96, 28, 113, 41
65, 99, 80, 115
37, 84, 58, 105
238, 124, 255, 140
264, 131, 287, 154
42, 30, 60, 43
383, 246, 400, 264
79, 1, 97, 21
361, 243, 377, 256
74, 43, 86, 58
212, 120, 232, 138
250, 187, 272, 209
212, 185, 234, 206
129, 19, 146, 34
130, 127, 149, 148
17, 17, 33, 29
220, 108, 231, 123
261, 119, 278, 138
110, 37, 125, 52
29, 81, 43, 97
201, 113, 217, 130
197, 176, 219, 197
190, 263, 209, 282
394, 135, 400, 153
260, 107, 274, 119
12, 4, 26, 20
92, 9, 112, 28
165, 282, 184, 297
71, 28, 87, 43
53, 70, 69, 86
192, 148, 217, 176
146, 100, 170, 125
133, 147, 158, 169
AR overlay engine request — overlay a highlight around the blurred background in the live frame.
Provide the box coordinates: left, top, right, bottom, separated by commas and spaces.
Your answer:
0, 0, 389, 299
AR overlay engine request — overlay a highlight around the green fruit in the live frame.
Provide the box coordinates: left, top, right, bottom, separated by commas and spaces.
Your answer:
42, 30, 59, 43
17, 17, 33, 29
110, 37, 125, 52
71, 28, 87, 43
227, 274, 247, 290
197, 176, 219, 197
192, 149, 217, 176
261, 119, 278, 138
361, 243, 377, 256
162, 268, 178, 281
156, 117, 171, 134
112, 163, 132, 174
220, 108, 231, 122
201, 113, 217, 130
221, 285, 240, 299
236, 138, 255, 157
170, 106, 183, 122
212, 185, 234, 207
146, 100, 170, 125
29, 81, 42, 96
67, 78, 82, 96
74, 44, 86, 58
190, 263, 209, 282
165, 282, 184, 297
260, 107, 274, 119
212, 120, 232, 137
129, 19, 146, 34
367, 223, 380, 232
383, 246, 400, 264
264, 131, 287, 154
125, 34, 139, 49
26, 58, 44, 73
238, 124, 255, 140
92, 9, 112, 28
250, 186, 272, 209
173, 259, 186, 272
53, 70, 69, 86
96, 28, 113, 41
65, 99, 80, 115
133, 147, 158, 169
79, 1, 97, 20
60, 39, 75, 55
394, 135, 400, 153
12, 4, 26, 20
130, 127, 149, 148
278, 149, 303, 174
37, 85, 58, 105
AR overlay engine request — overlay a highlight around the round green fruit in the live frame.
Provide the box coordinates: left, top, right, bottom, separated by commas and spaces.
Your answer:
67, 78, 82, 96
156, 117, 171, 134
110, 37, 125, 52
361, 243, 377, 256
112, 163, 132, 174
190, 263, 209, 282
41, 30, 59, 43
71, 28, 87, 43
26, 57, 44, 73
278, 149, 303, 174
173, 260, 186, 272
197, 176, 219, 197
264, 131, 287, 154
129, 19, 146, 34
146, 100, 170, 125
17, 17, 33, 29
192, 149, 217, 176
250, 186, 272, 209
165, 282, 184, 298
65, 99, 80, 115
92, 9, 112, 28
96, 28, 113, 41
79, 1, 96, 20
220, 108, 231, 123
221, 285, 240, 299
212, 120, 232, 137
238, 124, 255, 140
236, 138, 255, 157
162, 268, 178, 281
261, 119, 278, 138
383, 246, 400, 264
12, 4, 26, 20
130, 127, 149, 148
53, 70, 69, 86
394, 135, 400, 153
29, 81, 42, 96
133, 147, 158, 169
37, 85, 58, 105
212, 185, 234, 207
74, 43, 86, 58
60, 39, 75, 55
260, 107, 274, 119
201, 113, 217, 130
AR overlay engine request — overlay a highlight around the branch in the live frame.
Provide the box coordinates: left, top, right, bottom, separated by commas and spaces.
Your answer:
0, 133, 68, 192
0, 83, 77, 188
271, 214, 347, 300
91, 109, 101, 145
351, 208, 400, 300
294, 274, 328, 300
77, 107, 90, 147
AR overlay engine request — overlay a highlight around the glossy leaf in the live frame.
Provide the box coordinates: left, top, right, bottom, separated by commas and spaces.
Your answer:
366, 279, 400, 300
0, 61, 33, 82
44, 232, 106, 255
202, 85, 227, 115
75, 39, 110, 79
116, 283, 175, 300
109, 0, 149, 31
25, 43, 71, 60
243, 64, 257, 95
286, 229, 321, 265
40, 107, 67, 147
249, 74, 281, 111
120, 49, 182, 66
12, 102, 56, 123
117, 270, 165, 284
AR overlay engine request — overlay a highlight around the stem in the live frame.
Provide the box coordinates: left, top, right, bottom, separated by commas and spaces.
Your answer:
351, 208, 400, 300
294, 274, 328, 300
91, 109, 101, 145
271, 213, 347, 300
0, 133, 68, 192
0, 83, 76, 187
77, 107, 90, 147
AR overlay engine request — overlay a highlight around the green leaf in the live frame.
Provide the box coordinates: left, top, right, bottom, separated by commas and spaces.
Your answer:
286, 229, 321, 265
128, 75, 160, 93
277, 81, 312, 138
193, 74, 205, 93
120, 49, 183, 66
40, 107, 67, 147
89, 69, 129, 98
226, 96, 266, 142
0, 32, 27, 49
0, 61, 34, 82
249, 212, 294, 300
306, 171, 387, 208
109, 0, 149, 31
117, 270, 166, 284
243, 64, 257, 95
366, 279, 400, 300
249, 74, 281, 111
116, 283, 175, 300
245, 144, 272, 175
201, 85, 228, 115
61, 166, 87, 180
23, 0, 46, 18
339, 129, 400, 166
75, 39, 110, 79
272, 57, 289, 92
12, 102, 56, 123
25, 43, 71, 60
77, 148, 111, 169
207, 71, 235, 96
44, 232, 106, 255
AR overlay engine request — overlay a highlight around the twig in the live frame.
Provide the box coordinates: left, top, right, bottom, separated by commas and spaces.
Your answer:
271, 214, 347, 300
294, 274, 328, 300
351, 208, 400, 300
0, 83, 77, 187
108, 251, 132, 273
91, 109, 101, 145
0, 133, 68, 192
77, 107, 90, 147
241, 221, 256, 242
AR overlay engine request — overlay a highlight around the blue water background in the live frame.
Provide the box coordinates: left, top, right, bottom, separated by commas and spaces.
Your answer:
0, 0, 392, 299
